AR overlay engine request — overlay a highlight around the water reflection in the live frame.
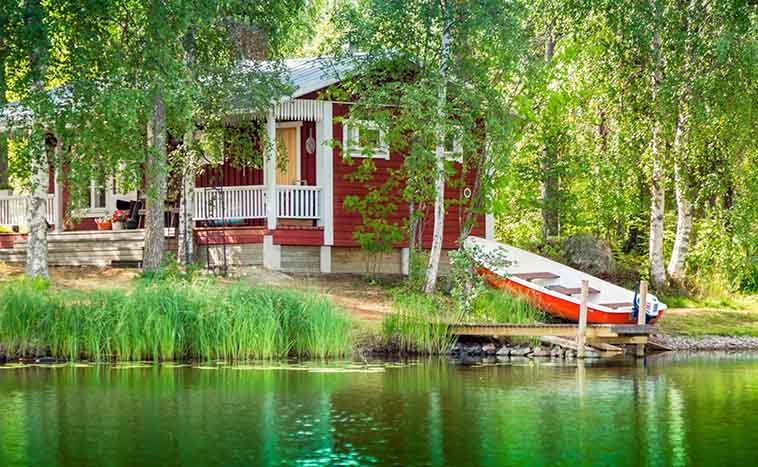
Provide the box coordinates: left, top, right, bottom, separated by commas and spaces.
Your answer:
1, 356, 758, 466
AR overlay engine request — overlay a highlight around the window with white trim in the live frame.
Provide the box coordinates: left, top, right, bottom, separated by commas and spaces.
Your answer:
83, 176, 137, 217
343, 120, 389, 160
443, 130, 463, 162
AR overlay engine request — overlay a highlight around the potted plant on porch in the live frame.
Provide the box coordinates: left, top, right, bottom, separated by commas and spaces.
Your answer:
95, 214, 112, 231
111, 209, 128, 231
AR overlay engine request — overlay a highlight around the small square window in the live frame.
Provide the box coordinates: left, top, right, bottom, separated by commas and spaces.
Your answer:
343, 120, 389, 160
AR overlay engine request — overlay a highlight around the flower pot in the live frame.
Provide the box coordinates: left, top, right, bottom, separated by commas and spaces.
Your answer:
96, 220, 112, 231
112, 221, 125, 231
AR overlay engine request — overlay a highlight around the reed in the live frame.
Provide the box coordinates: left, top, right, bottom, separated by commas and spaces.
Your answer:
470, 288, 549, 324
0, 278, 353, 361
382, 292, 458, 355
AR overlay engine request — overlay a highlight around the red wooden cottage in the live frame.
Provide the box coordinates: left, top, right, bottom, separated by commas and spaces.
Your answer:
0, 57, 494, 273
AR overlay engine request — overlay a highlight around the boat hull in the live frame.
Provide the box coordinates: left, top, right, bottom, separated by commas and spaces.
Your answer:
479, 267, 662, 325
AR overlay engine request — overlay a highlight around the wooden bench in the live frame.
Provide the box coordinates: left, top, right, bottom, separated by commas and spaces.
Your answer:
512, 272, 560, 281
600, 302, 633, 309
547, 285, 600, 295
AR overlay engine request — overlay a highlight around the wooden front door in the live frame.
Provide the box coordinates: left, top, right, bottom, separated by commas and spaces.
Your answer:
275, 127, 299, 185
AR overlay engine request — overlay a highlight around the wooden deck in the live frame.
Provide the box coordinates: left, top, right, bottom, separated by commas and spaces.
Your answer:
0, 229, 176, 267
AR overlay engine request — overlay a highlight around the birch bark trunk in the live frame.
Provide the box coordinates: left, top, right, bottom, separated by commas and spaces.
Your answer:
666, 0, 697, 280
424, 2, 451, 294
667, 155, 692, 279
178, 28, 196, 266
23, 0, 49, 278
143, 92, 167, 272
25, 131, 49, 278
0, 53, 8, 190
648, 1, 667, 288
178, 132, 195, 266
541, 29, 560, 240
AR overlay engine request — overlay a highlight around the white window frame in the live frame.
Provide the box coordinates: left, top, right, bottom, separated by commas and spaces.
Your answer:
443, 129, 463, 163
83, 176, 137, 218
343, 120, 389, 160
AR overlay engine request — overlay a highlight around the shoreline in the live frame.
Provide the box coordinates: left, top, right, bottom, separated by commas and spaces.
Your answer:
7, 333, 758, 365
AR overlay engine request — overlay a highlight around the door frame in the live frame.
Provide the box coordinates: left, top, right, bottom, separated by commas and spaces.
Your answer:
275, 121, 302, 184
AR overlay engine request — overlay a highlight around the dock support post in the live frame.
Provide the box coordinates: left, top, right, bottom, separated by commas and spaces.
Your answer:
636, 280, 648, 358
576, 279, 589, 358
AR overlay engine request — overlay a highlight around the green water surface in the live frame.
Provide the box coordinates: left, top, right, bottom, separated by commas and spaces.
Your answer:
1, 354, 757, 466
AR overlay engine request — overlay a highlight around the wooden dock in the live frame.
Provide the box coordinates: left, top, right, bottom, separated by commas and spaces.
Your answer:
448, 323, 655, 344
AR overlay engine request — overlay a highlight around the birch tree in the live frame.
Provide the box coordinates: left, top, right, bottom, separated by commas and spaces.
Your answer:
22, 0, 51, 278
330, 0, 522, 291
424, 0, 452, 293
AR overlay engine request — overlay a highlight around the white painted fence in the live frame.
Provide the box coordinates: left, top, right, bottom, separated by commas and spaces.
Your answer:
276, 185, 322, 219
193, 185, 267, 221
192, 185, 322, 221
0, 194, 54, 226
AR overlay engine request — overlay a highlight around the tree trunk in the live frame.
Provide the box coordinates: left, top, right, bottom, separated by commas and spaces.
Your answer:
667, 114, 692, 279
667, 163, 692, 279
0, 53, 8, 190
178, 131, 195, 266
648, 7, 666, 288
23, 0, 49, 278
541, 30, 560, 240
666, 0, 697, 281
423, 3, 451, 294
143, 92, 167, 272
25, 131, 49, 278
178, 28, 197, 266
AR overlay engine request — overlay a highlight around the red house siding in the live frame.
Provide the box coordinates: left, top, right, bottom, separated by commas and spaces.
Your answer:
272, 226, 324, 246
330, 102, 484, 250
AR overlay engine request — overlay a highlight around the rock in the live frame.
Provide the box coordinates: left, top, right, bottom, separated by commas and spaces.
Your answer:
481, 343, 497, 355
496, 346, 511, 356
531, 346, 551, 357
448, 342, 462, 355
461, 344, 482, 355
35, 357, 57, 364
510, 346, 532, 357
550, 347, 564, 358
564, 233, 614, 276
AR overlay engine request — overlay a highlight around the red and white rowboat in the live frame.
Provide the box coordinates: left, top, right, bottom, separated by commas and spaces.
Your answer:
465, 236, 666, 325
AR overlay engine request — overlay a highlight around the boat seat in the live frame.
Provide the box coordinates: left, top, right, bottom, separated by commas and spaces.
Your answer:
600, 302, 634, 309
512, 272, 560, 281
547, 285, 600, 295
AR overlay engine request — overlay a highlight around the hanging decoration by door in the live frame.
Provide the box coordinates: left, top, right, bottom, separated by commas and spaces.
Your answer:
305, 126, 316, 156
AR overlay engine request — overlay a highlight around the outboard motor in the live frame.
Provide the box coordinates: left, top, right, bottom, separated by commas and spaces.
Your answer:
631, 291, 660, 324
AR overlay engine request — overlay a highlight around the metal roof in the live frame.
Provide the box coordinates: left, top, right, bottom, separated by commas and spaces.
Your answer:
275, 55, 357, 99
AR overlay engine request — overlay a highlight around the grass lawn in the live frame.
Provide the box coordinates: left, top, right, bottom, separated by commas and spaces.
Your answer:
656, 295, 758, 337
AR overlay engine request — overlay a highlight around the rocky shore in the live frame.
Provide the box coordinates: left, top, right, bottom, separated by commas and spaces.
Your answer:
649, 334, 758, 351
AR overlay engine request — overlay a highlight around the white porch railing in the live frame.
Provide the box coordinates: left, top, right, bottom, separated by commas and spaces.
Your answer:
192, 185, 322, 222
193, 185, 267, 221
276, 185, 322, 219
0, 194, 54, 226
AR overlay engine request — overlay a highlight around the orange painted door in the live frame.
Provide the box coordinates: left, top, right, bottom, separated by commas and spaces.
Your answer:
275, 127, 298, 185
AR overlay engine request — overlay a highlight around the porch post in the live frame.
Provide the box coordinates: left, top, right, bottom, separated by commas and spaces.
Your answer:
319, 102, 334, 246
265, 110, 277, 230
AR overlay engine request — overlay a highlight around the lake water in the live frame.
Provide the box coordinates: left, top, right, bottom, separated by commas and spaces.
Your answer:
1, 354, 757, 466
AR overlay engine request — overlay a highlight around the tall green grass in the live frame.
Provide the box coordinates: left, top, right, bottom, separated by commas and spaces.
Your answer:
470, 289, 550, 324
0, 278, 353, 361
382, 291, 458, 355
